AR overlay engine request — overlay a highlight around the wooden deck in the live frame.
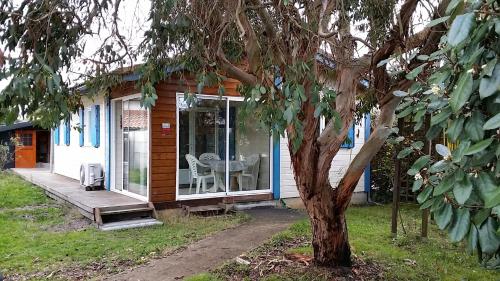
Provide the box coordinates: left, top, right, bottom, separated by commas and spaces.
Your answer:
11, 168, 146, 222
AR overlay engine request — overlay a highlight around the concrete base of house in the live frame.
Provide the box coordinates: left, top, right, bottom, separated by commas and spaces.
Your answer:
281, 191, 368, 210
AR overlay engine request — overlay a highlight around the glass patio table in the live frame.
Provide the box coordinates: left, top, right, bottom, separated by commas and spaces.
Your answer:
200, 159, 247, 192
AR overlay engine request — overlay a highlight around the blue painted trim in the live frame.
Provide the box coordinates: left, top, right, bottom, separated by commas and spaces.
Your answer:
341, 125, 355, 148
79, 108, 84, 147
272, 136, 280, 200
64, 120, 71, 146
54, 126, 60, 145
364, 114, 371, 194
95, 105, 101, 148
105, 98, 111, 191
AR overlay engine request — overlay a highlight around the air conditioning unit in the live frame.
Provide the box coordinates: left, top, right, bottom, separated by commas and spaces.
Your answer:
80, 163, 104, 190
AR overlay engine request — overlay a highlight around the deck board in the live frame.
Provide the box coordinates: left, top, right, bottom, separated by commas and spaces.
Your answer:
11, 168, 145, 221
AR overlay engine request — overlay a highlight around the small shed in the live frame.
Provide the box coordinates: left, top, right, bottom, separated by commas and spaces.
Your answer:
0, 121, 51, 169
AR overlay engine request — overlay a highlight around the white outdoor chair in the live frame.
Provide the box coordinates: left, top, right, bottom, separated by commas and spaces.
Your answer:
199, 153, 220, 179
199, 153, 221, 161
238, 154, 260, 191
185, 154, 215, 194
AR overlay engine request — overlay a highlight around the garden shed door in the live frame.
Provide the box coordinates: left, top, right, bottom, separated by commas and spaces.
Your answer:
15, 130, 37, 168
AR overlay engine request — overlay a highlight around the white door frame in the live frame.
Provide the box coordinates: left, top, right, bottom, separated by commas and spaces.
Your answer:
110, 93, 150, 202
176, 93, 273, 200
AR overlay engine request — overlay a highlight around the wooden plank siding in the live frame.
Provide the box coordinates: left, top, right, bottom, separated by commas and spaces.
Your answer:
110, 76, 241, 203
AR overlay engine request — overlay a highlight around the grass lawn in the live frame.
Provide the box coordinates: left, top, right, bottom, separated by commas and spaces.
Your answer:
189, 204, 498, 281
0, 172, 248, 280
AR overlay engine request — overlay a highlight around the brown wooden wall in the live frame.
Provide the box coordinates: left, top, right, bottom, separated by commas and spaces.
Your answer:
110, 76, 240, 203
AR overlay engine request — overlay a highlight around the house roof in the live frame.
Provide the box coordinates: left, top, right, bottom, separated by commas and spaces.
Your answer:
0, 121, 33, 133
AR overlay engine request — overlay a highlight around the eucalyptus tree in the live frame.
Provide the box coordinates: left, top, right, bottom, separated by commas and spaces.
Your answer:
0, 0, 448, 266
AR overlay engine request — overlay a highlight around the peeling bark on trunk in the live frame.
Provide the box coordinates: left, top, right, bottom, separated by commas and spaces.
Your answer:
311, 211, 351, 266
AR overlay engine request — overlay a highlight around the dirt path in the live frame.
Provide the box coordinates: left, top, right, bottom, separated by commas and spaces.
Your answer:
103, 208, 304, 281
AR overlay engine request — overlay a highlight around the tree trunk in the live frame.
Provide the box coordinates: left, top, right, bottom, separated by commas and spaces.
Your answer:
310, 209, 351, 266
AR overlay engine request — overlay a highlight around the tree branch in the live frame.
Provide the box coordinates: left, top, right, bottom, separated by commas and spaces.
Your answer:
334, 95, 402, 209
216, 21, 258, 86
235, 0, 262, 75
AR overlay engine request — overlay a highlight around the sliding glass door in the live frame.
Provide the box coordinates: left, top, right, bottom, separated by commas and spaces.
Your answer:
178, 97, 227, 195
177, 94, 271, 198
112, 96, 149, 200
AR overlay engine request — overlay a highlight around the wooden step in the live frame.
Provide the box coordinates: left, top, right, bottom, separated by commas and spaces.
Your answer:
99, 218, 163, 231
100, 207, 154, 216
95, 202, 158, 225
98, 203, 151, 213
182, 204, 227, 216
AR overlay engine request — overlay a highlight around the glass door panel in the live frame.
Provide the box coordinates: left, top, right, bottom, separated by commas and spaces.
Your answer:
114, 100, 123, 191
178, 96, 226, 195
122, 98, 149, 197
228, 100, 271, 192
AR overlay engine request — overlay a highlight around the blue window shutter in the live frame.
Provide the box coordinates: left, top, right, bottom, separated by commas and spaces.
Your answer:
64, 120, 71, 146
90, 106, 96, 146
341, 125, 355, 148
79, 109, 84, 147
54, 126, 60, 145
94, 105, 100, 148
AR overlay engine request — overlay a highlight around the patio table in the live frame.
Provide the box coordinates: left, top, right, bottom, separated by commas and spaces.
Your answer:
200, 160, 246, 192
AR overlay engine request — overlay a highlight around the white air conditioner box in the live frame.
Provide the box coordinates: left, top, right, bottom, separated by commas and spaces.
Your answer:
80, 163, 104, 188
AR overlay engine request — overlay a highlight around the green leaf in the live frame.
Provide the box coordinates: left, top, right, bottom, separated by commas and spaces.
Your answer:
482, 58, 497, 77
479, 64, 500, 99
478, 218, 500, 254
446, 118, 464, 143
453, 174, 473, 205
465, 112, 485, 141
483, 113, 500, 130
393, 90, 408, 97
429, 160, 449, 173
436, 144, 451, 157
397, 106, 413, 118
376, 58, 390, 67
445, 0, 462, 15
412, 179, 423, 192
464, 138, 493, 155
397, 147, 413, 159
417, 55, 430, 61
409, 155, 430, 173
450, 72, 473, 112
434, 175, 454, 196
431, 107, 452, 126
421, 197, 436, 210
426, 16, 450, 28
467, 224, 479, 254
451, 141, 470, 163
474, 172, 500, 208
448, 208, 470, 242
447, 13, 475, 46
417, 186, 433, 204
405, 63, 427, 80
283, 106, 294, 124
473, 208, 491, 226
435, 203, 453, 230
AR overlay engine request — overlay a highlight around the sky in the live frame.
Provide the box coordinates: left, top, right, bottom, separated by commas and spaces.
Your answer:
0, 0, 435, 91
0, 0, 150, 90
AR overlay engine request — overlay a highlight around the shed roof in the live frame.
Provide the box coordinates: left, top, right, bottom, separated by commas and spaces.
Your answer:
0, 121, 34, 133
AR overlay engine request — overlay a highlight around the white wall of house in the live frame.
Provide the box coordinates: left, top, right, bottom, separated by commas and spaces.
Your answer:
53, 96, 106, 180
280, 121, 367, 199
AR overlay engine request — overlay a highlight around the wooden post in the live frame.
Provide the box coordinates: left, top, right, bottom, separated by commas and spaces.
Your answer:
391, 155, 401, 237
421, 137, 432, 239
391, 118, 404, 237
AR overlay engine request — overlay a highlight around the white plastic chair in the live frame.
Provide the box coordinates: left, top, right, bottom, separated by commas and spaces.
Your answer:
238, 154, 260, 191
185, 154, 215, 194
199, 153, 221, 161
